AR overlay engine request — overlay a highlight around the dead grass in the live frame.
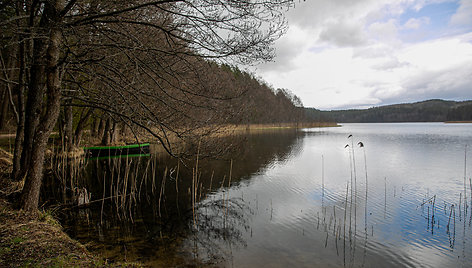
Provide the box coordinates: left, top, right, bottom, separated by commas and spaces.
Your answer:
0, 154, 142, 267
0, 202, 95, 267
0, 200, 143, 268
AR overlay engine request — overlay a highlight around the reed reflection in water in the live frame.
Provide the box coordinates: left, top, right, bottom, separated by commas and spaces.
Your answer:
57, 123, 472, 267
56, 130, 302, 265
187, 123, 472, 267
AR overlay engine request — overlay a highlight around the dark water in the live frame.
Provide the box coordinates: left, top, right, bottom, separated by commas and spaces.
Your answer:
60, 123, 472, 267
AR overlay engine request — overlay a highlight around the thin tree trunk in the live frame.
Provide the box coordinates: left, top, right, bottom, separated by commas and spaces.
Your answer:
11, 39, 26, 180
101, 117, 111, 145
64, 101, 73, 152
0, 90, 9, 130
97, 117, 105, 140
74, 108, 93, 146
91, 116, 98, 137
111, 121, 117, 143
0, 43, 18, 130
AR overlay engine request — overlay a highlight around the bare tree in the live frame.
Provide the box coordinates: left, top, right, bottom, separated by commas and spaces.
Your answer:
1, 0, 293, 211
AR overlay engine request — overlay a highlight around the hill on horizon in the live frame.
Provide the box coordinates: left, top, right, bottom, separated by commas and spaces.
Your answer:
304, 99, 472, 123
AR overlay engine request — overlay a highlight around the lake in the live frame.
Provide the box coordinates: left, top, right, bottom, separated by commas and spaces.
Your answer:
60, 123, 472, 267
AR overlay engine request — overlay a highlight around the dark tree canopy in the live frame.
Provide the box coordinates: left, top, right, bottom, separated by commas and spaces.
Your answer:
0, 0, 296, 211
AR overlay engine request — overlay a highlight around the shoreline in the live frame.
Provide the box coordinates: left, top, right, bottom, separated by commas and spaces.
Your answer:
0, 150, 140, 267
0, 122, 338, 266
444, 121, 472, 123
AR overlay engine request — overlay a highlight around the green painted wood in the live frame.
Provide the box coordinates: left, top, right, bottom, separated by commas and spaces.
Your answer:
83, 143, 150, 150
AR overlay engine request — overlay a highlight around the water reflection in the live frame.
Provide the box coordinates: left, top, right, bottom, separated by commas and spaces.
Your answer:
188, 123, 472, 267
54, 124, 472, 267
57, 129, 303, 265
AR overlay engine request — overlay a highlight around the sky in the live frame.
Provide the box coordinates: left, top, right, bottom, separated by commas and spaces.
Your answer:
253, 0, 472, 110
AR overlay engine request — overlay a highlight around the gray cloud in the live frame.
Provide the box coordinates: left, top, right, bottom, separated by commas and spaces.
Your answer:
371, 63, 472, 105
318, 20, 368, 47
372, 57, 410, 70
402, 64, 472, 98
285, 0, 377, 29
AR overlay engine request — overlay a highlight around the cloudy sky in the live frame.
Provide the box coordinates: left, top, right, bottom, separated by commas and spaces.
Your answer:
254, 0, 472, 110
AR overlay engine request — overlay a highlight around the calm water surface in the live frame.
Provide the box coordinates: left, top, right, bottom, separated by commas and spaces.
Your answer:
62, 123, 472, 267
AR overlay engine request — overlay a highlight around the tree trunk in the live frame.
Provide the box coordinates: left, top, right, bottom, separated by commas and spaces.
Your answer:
11, 39, 26, 180
101, 117, 111, 145
74, 108, 93, 146
91, 116, 98, 137
64, 102, 73, 152
21, 0, 64, 211
0, 43, 19, 130
111, 121, 117, 143
0, 90, 9, 130
97, 117, 105, 140
14, 29, 47, 182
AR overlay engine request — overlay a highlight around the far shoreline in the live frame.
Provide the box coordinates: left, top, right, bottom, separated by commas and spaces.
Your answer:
444, 121, 472, 123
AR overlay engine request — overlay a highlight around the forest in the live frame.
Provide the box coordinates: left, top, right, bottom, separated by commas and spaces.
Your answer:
0, 0, 321, 214
306, 99, 472, 123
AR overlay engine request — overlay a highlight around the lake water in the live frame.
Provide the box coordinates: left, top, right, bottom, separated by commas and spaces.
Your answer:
61, 123, 472, 267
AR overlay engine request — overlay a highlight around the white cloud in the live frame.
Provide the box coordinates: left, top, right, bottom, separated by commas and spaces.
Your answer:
450, 0, 472, 26
368, 19, 400, 44
353, 44, 394, 59
372, 57, 410, 70
403, 17, 431, 29
255, 0, 472, 109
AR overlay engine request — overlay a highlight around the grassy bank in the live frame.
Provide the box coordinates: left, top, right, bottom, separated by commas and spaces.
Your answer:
0, 200, 100, 267
0, 149, 141, 267
229, 122, 339, 131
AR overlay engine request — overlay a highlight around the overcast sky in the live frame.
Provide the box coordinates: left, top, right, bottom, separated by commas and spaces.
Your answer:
253, 0, 472, 110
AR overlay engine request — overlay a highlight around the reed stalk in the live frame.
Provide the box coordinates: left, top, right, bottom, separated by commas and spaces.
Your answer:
138, 158, 151, 202
469, 178, 472, 227
151, 157, 156, 195
321, 155, 324, 197
333, 205, 337, 236
384, 177, 387, 219
346, 145, 353, 240
343, 181, 348, 267
464, 145, 468, 215
432, 195, 436, 229
100, 170, 106, 225
158, 167, 167, 218
349, 136, 358, 239
209, 170, 214, 192
192, 139, 201, 228
175, 160, 180, 216
447, 204, 455, 233
224, 160, 233, 223
122, 159, 131, 210
192, 167, 196, 228
344, 181, 348, 245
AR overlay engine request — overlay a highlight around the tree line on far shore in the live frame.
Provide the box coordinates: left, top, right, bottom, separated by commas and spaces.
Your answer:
306, 99, 472, 123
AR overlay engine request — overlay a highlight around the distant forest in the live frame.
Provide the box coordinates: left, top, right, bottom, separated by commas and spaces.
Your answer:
305, 99, 472, 123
